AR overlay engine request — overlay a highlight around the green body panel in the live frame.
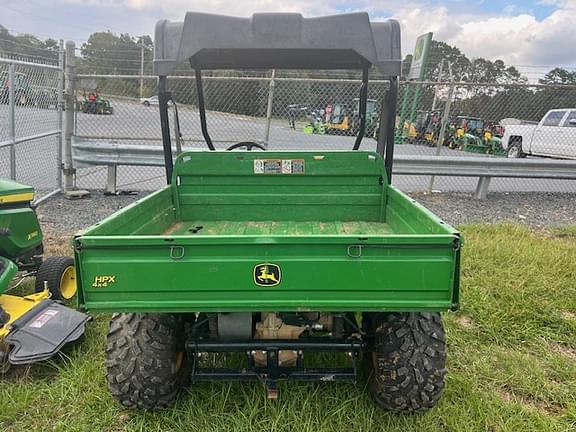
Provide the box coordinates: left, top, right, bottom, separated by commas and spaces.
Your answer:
462, 135, 506, 157
0, 179, 34, 198
75, 151, 460, 313
0, 179, 42, 259
0, 257, 18, 295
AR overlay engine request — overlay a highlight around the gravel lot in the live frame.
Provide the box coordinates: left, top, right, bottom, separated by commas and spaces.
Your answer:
413, 192, 576, 229
36, 190, 576, 234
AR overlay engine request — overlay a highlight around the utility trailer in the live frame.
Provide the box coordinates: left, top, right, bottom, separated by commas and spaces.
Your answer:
74, 12, 461, 412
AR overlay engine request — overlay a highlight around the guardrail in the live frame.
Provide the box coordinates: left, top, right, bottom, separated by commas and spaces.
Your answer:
72, 139, 576, 199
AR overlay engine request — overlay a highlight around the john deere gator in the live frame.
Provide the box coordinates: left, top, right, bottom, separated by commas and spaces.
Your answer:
74, 12, 461, 412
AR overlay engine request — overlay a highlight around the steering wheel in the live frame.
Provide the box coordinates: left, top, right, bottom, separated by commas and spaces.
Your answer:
226, 141, 266, 151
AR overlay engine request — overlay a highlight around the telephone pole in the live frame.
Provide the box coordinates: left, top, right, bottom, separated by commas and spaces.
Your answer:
139, 38, 145, 98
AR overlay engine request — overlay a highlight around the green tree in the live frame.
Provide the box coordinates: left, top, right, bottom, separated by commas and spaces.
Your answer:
0, 25, 58, 62
539, 67, 576, 85
426, 41, 470, 81
78, 31, 155, 97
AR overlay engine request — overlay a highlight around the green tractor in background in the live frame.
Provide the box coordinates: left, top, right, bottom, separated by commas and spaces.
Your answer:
77, 91, 114, 115
0, 179, 89, 372
407, 110, 442, 145
447, 116, 505, 156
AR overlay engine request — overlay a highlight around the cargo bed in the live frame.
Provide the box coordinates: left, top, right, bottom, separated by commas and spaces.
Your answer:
75, 151, 460, 313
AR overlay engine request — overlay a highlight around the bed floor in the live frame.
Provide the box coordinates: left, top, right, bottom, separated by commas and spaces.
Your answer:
163, 220, 393, 236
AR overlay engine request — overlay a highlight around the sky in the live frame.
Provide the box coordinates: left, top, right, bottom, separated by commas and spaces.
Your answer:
1, 0, 575, 78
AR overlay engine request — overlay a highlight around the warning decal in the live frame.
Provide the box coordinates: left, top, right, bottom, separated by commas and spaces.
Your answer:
254, 159, 305, 174
28, 309, 59, 329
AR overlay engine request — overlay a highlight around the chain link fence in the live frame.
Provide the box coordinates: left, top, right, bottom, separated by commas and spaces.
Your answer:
0, 53, 64, 201
71, 71, 576, 194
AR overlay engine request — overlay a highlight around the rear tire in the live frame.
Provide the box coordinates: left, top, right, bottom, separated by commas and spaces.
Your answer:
35, 256, 77, 301
105, 313, 187, 410
364, 312, 446, 413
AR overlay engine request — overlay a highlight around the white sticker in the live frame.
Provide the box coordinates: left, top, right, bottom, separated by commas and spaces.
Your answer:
254, 159, 264, 174
282, 160, 292, 174
28, 309, 59, 329
254, 159, 305, 174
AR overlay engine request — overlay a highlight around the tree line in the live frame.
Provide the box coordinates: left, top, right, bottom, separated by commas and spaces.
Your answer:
2, 25, 575, 122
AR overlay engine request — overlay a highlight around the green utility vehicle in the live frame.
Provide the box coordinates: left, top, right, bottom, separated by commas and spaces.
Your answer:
74, 12, 460, 412
0, 179, 89, 371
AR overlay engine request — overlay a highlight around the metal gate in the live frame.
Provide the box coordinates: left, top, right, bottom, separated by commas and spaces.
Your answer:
0, 49, 64, 203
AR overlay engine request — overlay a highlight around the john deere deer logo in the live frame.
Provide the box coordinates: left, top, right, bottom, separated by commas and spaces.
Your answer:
254, 263, 281, 286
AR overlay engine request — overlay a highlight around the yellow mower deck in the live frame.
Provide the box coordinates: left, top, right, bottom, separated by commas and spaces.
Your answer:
0, 290, 51, 338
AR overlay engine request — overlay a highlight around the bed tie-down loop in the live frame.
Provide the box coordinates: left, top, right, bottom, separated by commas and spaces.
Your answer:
169, 245, 185, 260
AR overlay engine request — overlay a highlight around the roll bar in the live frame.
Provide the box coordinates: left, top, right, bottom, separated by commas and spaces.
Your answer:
155, 12, 401, 184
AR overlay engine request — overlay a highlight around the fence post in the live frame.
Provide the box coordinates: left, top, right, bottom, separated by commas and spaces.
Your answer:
139, 38, 145, 99
428, 70, 455, 193
63, 41, 76, 193
56, 40, 64, 190
264, 69, 276, 147
8, 63, 16, 180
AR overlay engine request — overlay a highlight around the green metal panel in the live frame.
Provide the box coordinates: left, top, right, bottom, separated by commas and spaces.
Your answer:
75, 151, 460, 313
0, 207, 43, 259
0, 179, 34, 202
172, 151, 386, 222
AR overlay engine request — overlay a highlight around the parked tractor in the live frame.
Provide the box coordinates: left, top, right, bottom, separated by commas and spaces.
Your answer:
0, 179, 89, 371
324, 98, 379, 137
74, 12, 460, 413
77, 91, 114, 115
409, 110, 442, 145
447, 116, 505, 155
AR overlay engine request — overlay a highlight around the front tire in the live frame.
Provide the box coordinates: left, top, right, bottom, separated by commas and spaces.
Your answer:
507, 141, 525, 158
364, 312, 446, 413
35, 256, 77, 301
105, 313, 187, 410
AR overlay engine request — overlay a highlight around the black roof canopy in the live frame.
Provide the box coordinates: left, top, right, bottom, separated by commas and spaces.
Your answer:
153, 12, 401, 75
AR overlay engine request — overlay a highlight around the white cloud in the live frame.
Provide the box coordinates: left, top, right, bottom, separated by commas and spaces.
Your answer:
386, 1, 576, 72
60, 0, 576, 68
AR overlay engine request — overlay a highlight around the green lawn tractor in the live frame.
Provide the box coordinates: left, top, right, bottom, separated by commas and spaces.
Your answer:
0, 179, 90, 371
77, 93, 114, 115
446, 116, 482, 150
74, 12, 460, 413
447, 117, 505, 156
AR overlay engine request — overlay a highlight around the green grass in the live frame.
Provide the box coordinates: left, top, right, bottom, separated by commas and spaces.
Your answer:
1, 224, 575, 432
